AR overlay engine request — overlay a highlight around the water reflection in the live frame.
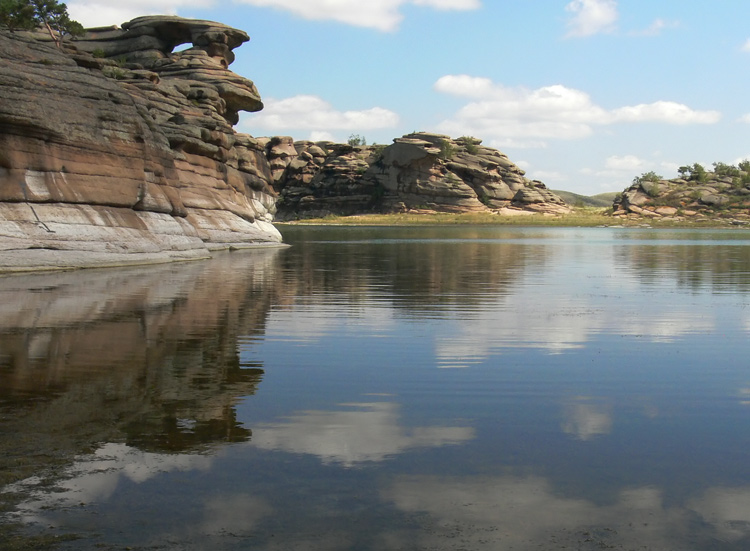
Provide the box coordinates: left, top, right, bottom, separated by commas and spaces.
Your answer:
0, 249, 282, 485
383, 474, 750, 550
561, 397, 613, 440
251, 401, 475, 466
2, 226, 750, 549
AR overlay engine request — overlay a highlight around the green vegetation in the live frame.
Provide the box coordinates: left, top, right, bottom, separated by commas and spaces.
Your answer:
677, 163, 708, 183
713, 162, 741, 178
0, 0, 83, 46
460, 136, 480, 155
632, 171, 662, 186
438, 139, 456, 160
347, 134, 367, 147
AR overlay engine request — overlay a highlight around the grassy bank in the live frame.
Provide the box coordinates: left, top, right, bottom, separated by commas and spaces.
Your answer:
277, 208, 744, 228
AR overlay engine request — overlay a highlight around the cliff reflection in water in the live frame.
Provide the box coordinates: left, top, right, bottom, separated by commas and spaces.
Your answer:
0, 249, 282, 483
613, 230, 750, 293
3, 226, 750, 550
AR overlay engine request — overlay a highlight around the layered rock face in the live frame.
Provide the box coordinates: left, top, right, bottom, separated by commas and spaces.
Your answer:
613, 167, 750, 223
0, 16, 281, 273
266, 132, 570, 219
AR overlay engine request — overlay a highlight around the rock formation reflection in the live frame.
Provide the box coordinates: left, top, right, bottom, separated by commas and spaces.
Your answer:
0, 249, 282, 487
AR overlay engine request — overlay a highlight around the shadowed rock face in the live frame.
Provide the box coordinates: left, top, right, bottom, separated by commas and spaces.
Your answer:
264, 133, 570, 220
0, 17, 280, 273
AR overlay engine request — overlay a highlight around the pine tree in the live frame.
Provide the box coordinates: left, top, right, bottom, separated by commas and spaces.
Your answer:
0, 0, 83, 46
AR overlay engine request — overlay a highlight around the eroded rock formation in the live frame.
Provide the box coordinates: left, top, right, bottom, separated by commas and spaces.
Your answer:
613, 167, 750, 223
0, 16, 281, 273
265, 133, 570, 219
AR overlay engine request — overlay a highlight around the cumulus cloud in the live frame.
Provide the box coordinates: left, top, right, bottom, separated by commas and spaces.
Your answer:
68, 0, 214, 28
245, 95, 400, 134
68, 0, 479, 31
564, 0, 618, 38
742, 38, 750, 52
434, 75, 721, 147
604, 154, 648, 172
739, 114, 750, 123
234, 0, 480, 32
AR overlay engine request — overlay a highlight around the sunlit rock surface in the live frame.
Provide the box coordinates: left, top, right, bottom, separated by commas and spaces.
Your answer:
0, 17, 281, 272
613, 166, 750, 223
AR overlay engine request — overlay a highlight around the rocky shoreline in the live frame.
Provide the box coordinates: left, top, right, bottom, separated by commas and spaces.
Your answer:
0, 16, 575, 272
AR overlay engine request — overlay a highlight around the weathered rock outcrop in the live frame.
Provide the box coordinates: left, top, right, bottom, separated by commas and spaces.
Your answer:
266, 133, 570, 219
0, 16, 281, 273
613, 167, 750, 223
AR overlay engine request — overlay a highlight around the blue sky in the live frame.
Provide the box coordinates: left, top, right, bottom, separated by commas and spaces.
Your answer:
68, 1, 750, 195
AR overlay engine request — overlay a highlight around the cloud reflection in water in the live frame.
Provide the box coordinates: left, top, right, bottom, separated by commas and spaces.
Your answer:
250, 401, 475, 466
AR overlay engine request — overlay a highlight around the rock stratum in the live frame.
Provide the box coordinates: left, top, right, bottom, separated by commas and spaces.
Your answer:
265, 133, 570, 220
0, 16, 282, 272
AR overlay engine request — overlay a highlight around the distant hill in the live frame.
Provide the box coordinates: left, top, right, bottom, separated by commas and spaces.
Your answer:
552, 190, 618, 208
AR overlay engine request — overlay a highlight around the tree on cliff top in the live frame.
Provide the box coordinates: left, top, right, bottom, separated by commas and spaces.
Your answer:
0, 0, 83, 46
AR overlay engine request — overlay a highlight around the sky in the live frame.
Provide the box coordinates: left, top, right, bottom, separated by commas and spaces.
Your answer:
66, 1, 750, 196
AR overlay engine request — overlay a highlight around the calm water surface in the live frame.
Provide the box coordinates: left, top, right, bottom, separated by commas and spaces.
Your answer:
2, 226, 750, 550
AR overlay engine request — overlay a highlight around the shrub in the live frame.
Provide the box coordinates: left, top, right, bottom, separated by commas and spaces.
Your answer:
690, 163, 708, 183
632, 171, 662, 186
347, 134, 366, 147
713, 162, 740, 177
460, 136, 480, 155
438, 139, 455, 160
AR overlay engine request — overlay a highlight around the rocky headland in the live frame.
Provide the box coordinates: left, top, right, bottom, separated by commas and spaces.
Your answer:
265, 133, 570, 220
0, 16, 282, 272
613, 164, 750, 224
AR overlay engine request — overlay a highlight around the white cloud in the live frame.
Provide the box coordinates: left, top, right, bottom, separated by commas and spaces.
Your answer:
246, 95, 400, 133
434, 75, 721, 148
611, 101, 721, 124
68, 0, 214, 28
631, 18, 680, 37
742, 38, 750, 52
564, 0, 618, 38
604, 154, 647, 172
739, 114, 750, 123
69, 0, 480, 31
234, 0, 480, 32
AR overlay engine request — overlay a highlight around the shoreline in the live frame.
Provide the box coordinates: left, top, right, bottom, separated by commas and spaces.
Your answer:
275, 208, 750, 229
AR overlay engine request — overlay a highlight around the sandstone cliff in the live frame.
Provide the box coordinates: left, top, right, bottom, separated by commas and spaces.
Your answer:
613, 165, 750, 223
264, 133, 570, 220
0, 16, 282, 273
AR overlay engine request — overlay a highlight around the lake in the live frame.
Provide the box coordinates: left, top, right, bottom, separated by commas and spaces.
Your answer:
2, 225, 750, 550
